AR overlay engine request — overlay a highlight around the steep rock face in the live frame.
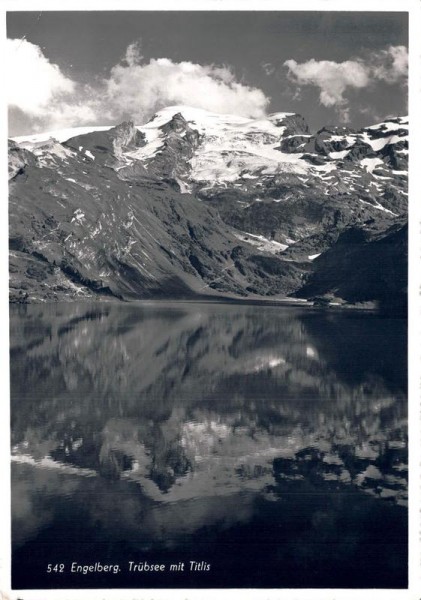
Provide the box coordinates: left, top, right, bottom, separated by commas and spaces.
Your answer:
315, 126, 357, 155
140, 112, 202, 182
271, 113, 310, 135
295, 221, 408, 313
63, 121, 146, 167
9, 107, 408, 307
8, 140, 38, 180
9, 142, 310, 302
279, 134, 314, 154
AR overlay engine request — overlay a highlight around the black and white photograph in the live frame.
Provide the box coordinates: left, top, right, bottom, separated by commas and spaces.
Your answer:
2, 2, 419, 597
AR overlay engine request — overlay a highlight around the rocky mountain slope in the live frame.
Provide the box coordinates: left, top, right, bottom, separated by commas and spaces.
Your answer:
9, 107, 408, 310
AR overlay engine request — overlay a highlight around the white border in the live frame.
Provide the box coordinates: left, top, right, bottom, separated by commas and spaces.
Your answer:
408, 0, 421, 595
0, 0, 416, 10
1, 2, 419, 600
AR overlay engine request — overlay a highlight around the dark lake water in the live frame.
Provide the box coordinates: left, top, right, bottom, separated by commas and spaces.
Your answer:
10, 301, 407, 589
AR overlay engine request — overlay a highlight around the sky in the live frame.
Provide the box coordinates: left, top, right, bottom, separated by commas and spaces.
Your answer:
6, 11, 408, 136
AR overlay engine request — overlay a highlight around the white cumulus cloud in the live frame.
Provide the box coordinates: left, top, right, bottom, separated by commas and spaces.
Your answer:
284, 46, 408, 122
284, 58, 369, 121
7, 38, 99, 132
104, 44, 269, 122
370, 45, 408, 83
7, 38, 75, 115
7, 38, 269, 134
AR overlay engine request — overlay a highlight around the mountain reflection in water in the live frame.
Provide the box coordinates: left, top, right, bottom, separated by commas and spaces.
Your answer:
10, 302, 407, 589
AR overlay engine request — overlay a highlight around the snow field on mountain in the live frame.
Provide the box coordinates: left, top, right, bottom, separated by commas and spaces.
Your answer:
12, 125, 111, 145
135, 105, 311, 183
10, 107, 407, 212
362, 133, 403, 152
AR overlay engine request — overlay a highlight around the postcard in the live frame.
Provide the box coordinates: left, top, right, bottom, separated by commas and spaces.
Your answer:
2, 2, 420, 599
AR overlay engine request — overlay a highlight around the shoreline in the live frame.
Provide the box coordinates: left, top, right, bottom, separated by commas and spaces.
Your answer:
9, 294, 407, 317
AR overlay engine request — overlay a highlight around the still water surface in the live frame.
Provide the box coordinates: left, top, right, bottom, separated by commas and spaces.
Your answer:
10, 302, 407, 588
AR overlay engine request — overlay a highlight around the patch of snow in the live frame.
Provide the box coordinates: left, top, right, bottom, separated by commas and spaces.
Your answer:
372, 174, 393, 181
358, 199, 398, 216
361, 157, 383, 173
360, 131, 407, 152
175, 177, 192, 194
367, 137, 390, 151
85, 150, 95, 160
311, 163, 337, 174
308, 253, 321, 261
234, 231, 288, 254
329, 150, 349, 159
71, 208, 85, 223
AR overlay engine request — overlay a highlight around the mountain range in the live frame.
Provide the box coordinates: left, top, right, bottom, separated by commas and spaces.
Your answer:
8, 106, 408, 312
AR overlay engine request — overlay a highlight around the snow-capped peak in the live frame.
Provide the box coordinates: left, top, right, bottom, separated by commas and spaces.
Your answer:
10, 107, 408, 208
131, 106, 311, 184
